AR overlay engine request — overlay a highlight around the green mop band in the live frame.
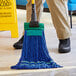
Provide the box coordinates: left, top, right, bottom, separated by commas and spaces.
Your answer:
24, 22, 44, 36
24, 23, 44, 30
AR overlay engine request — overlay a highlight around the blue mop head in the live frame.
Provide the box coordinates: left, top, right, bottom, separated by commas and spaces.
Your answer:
11, 23, 62, 69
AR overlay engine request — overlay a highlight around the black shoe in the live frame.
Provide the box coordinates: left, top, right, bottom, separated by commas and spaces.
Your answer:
58, 38, 71, 53
13, 36, 24, 49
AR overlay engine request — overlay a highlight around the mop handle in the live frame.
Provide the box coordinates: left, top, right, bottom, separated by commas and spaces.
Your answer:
32, 0, 35, 4
31, 0, 37, 21
29, 0, 39, 27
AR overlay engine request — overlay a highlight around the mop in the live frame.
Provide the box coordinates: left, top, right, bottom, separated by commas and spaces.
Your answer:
11, 0, 62, 69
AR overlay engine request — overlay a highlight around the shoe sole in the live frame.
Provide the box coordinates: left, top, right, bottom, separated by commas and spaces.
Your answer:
13, 45, 22, 49
58, 48, 71, 53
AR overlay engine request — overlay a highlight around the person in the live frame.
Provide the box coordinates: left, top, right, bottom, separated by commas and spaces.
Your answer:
13, 0, 71, 53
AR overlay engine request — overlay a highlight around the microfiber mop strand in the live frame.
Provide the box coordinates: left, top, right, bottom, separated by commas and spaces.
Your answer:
11, 23, 62, 69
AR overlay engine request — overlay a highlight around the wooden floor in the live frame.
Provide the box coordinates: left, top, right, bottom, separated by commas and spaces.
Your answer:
0, 9, 76, 76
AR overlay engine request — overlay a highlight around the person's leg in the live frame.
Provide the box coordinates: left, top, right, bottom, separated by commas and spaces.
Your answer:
46, 0, 71, 53
13, 0, 45, 49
